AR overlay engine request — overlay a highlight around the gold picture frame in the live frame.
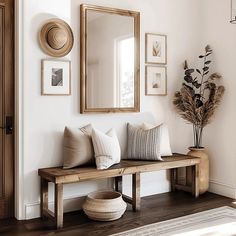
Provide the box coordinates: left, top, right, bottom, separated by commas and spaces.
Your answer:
80, 4, 140, 113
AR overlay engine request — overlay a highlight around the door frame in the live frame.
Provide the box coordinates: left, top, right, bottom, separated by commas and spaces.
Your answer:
15, 0, 25, 220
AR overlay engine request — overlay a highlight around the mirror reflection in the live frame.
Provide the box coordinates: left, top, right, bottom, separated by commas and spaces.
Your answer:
87, 10, 135, 109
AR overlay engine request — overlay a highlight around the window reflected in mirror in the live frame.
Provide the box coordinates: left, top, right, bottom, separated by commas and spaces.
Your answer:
116, 36, 134, 107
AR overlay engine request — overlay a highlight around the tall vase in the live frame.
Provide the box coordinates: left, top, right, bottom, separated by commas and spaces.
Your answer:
186, 147, 209, 195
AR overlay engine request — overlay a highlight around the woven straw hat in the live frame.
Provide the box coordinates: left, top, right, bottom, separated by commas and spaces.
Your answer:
39, 19, 74, 57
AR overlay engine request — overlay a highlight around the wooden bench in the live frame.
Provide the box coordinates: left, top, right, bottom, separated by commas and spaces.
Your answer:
38, 154, 200, 229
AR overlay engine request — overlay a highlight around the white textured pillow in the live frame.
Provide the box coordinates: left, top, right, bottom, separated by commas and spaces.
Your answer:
142, 122, 172, 156
91, 128, 121, 170
63, 124, 94, 169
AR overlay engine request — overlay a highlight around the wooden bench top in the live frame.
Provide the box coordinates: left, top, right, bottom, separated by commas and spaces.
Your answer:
38, 154, 200, 184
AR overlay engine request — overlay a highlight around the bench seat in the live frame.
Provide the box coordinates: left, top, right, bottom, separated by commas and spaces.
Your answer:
38, 154, 200, 229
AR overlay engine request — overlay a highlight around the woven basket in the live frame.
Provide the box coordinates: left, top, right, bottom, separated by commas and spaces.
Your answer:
82, 190, 127, 221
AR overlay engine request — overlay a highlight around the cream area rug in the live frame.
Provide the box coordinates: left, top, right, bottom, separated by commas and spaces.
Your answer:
112, 207, 236, 236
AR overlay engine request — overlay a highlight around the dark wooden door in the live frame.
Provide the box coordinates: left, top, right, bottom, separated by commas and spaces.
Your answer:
0, 0, 14, 219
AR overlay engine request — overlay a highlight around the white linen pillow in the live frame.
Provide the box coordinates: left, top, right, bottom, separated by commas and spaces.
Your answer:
91, 128, 121, 170
63, 124, 94, 169
142, 122, 172, 156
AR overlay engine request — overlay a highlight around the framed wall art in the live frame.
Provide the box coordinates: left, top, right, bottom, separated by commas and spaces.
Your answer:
231, 0, 236, 23
145, 33, 167, 64
41, 59, 71, 95
145, 65, 167, 96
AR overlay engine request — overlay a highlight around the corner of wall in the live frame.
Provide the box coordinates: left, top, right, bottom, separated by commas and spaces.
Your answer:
209, 180, 236, 199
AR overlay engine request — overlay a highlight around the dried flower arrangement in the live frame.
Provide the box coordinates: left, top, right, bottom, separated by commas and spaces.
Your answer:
173, 45, 225, 148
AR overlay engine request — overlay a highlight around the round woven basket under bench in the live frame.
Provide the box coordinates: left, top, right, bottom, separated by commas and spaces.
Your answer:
82, 190, 127, 221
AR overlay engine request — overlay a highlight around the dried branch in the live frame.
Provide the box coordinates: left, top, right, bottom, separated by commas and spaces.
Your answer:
173, 45, 225, 147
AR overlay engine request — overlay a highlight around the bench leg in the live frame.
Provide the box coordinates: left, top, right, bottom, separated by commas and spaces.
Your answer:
132, 173, 140, 211
186, 166, 192, 186
55, 183, 63, 229
170, 168, 177, 192
192, 164, 199, 198
114, 176, 122, 193
40, 178, 48, 219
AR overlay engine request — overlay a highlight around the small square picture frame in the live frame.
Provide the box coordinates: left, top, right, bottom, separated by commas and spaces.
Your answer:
41, 59, 71, 96
145, 33, 167, 64
145, 65, 167, 96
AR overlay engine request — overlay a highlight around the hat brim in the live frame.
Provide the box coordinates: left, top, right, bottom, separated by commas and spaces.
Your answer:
39, 19, 74, 57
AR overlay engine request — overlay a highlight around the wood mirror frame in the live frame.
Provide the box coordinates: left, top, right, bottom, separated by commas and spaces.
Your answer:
80, 4, 140, 114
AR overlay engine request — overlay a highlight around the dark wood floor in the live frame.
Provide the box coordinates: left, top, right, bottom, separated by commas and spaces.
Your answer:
0, 191, 234, 236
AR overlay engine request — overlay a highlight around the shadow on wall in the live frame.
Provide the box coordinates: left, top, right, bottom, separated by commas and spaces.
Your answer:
30, 13, 59, 52
39, 130, 64, 168
69, 3, 80, 114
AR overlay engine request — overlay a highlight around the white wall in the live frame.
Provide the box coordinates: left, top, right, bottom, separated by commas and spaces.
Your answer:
199, 0, 236, 198
16, 0, 204, 220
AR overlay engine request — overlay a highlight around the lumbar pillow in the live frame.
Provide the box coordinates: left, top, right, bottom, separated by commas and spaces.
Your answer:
91, 128, 121, 170
142, 122, 172, 156
127, 123, 162, 161
63, 124, 94, 169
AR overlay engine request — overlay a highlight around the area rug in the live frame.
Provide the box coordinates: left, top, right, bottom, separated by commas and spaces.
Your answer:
112, 206, 236, 236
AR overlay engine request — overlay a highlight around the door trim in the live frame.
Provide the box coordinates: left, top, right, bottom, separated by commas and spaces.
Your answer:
15, 0, 25, 220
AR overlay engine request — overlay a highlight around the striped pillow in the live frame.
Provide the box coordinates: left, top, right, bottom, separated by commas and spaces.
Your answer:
127, 123, 162, 161
142, 123, 172, 156
91, 128, 121, 170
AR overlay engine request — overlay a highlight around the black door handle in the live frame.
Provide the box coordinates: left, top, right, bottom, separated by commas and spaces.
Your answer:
0, 117, 13, 134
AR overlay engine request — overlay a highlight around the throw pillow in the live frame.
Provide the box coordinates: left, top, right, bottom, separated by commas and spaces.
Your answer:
127, 123, 162, 161
91, 128, 121, 170
142, 122, 172, 156
63, 124, 94, 169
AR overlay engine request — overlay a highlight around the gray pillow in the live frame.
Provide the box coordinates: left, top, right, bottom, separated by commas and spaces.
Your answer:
142, 123, 172, 156
127, 123, 162, 161
63, 124, 94, 169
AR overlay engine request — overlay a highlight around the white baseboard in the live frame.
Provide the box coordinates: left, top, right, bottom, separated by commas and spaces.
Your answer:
209, 180, 236, 199
25, 195, 86, 220
177, 176, 236, 199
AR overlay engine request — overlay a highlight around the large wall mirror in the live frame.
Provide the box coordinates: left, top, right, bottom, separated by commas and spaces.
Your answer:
80, 4, 140, 113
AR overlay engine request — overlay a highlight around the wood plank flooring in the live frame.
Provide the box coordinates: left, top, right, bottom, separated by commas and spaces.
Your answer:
0, 191, 234, 236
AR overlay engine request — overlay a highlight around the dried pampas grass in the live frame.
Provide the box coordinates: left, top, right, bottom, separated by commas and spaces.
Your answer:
173, 46, 225, 147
